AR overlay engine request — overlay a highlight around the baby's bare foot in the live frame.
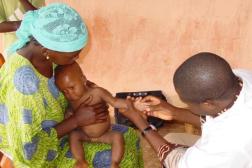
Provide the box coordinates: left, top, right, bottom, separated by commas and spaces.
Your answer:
74, 160, 88, 168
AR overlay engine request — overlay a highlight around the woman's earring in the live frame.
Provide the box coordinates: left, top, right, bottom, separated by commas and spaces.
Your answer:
44, 53, 50, 60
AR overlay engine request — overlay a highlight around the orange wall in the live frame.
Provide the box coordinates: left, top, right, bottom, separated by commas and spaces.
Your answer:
3, 0, 252, 105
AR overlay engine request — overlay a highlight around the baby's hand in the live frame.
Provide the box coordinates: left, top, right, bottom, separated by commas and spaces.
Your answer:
131, 97, 148, 120
133, 97, 149, 111
125, 96, 148, 120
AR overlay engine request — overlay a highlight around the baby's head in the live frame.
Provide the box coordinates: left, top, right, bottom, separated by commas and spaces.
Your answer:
55, 62, 88, 101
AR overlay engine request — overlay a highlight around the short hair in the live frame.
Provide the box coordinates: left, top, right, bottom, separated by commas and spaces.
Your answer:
173, 52, 236, 103
55, 62, 83, 80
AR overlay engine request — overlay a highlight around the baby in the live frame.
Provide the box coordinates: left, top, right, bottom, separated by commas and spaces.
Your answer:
55, 62, 145, 168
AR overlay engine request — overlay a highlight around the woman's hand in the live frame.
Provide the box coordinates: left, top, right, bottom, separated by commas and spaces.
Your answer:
74, 97, 109, 127
141, 96, 177, 121
56, 97, 109, 138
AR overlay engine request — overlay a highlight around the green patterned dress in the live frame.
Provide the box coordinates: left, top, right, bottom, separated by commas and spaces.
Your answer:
0, 53, 143, 168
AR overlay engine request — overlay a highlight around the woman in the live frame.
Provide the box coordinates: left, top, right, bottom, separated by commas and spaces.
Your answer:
0, 3, 142, 168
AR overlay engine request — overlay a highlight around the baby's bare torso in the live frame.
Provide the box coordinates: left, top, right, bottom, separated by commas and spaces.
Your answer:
78, 88, 110, 138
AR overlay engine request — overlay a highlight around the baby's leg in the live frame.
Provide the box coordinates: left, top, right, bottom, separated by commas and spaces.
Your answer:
94, 131, 125, 168
69, 130, 90, 168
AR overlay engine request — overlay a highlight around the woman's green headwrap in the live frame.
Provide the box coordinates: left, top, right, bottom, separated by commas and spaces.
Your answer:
7, 3, 88, 55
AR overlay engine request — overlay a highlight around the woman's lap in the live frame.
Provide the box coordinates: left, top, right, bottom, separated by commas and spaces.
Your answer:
56, 124, 143, 168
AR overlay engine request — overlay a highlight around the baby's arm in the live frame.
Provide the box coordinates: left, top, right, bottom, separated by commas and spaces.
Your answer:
96, 88, 149, 112
96, 87, 128, 109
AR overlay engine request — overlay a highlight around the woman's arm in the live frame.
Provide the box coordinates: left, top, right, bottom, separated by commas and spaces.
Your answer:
0, 0, 38, 33
55, 116, 78, 138
19, 0, 38, 11
55, 101, 109, 138
0, 21, 21, 32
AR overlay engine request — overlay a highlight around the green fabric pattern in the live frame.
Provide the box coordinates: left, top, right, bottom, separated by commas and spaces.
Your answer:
0, 53, 143, 168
